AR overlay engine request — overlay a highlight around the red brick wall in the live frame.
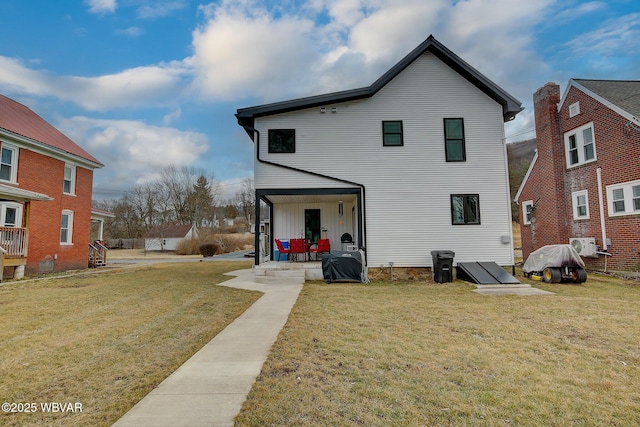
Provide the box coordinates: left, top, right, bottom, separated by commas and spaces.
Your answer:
519, 83, 570, 258
16, 149, 94, 274
519, 82, 640, 271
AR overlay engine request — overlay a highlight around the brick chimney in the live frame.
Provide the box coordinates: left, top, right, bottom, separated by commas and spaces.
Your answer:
530, 82, 568, 247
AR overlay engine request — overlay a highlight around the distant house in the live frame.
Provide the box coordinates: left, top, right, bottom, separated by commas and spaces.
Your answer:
144, 224, 196, 251
515, 80, 640, 271
237, 35, 522, 269
0, 94, 103, 277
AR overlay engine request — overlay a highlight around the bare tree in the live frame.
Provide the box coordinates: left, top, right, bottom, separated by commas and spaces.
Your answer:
235, 178, 255, 227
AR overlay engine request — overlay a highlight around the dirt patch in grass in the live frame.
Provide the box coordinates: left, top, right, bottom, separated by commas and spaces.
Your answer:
0, 261, 258, 426
236, 272, 640, 426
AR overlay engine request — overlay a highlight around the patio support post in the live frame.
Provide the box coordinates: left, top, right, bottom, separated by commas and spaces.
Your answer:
254, 190, 261, 266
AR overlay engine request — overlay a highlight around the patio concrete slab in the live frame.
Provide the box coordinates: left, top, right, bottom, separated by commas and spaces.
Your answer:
112, 268, 303, 427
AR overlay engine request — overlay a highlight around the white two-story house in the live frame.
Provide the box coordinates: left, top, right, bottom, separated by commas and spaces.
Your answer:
236, 35, 522, 271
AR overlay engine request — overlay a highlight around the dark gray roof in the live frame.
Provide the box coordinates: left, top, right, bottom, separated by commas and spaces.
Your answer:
573, 79, 640, 118
236, 35, 522, 137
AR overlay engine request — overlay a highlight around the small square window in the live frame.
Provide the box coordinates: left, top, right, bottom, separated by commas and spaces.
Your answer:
268, 129, 295, 153
382, 121, 403, 146
569, 102, 580, 117
451, 194, 480, 225
444, 118, 466, 162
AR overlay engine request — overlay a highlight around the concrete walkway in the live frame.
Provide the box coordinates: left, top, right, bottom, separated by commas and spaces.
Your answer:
112, 269, 303, 427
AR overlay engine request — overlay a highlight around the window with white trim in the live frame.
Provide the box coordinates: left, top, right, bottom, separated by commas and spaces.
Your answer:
572, 190, 589, 219
569, 102, 580, 117
522, 200, 533, 225
60, 210, 74, 245
564, 122, 596, 168
0, 202, 23, 227
63, 164, 76, 195
607, 180, 640, 216
0, 144, 18, 183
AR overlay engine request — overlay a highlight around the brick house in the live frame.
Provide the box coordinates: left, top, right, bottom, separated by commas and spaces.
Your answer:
0, 94, 103, 276
515, 80, 640, 272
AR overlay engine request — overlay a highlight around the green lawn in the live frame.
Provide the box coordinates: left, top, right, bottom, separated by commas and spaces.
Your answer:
236, 272, 640, 426
0, 261, 259, 427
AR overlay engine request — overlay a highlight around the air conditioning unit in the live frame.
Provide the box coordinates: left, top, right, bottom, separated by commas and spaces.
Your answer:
569, 237, 597, 257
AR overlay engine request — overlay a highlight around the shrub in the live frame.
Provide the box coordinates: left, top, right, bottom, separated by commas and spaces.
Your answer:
198, 242, 220, 257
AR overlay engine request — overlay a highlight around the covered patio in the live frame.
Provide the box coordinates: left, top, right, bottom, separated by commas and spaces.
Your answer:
254, 188, 365, 266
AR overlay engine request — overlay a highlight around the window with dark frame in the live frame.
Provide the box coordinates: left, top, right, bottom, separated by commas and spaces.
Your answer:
444, 118, 466, 162
451, 194, 480, 225
382, 121, 403, 146
268, 129, 296, 153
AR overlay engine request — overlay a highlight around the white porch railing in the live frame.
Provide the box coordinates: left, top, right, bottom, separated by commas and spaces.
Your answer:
0, 226, 27, 257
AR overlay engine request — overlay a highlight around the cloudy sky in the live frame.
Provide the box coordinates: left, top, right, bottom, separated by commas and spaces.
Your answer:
0, 0, 638, 200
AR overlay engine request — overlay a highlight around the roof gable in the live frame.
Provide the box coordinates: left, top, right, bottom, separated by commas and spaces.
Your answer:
0, 94, 102, 167
236, 35, 522, 136
561, 79, 640, 124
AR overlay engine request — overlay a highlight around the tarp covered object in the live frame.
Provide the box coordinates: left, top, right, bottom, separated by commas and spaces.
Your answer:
322, 251, 364, 283
523, 244, 585, 273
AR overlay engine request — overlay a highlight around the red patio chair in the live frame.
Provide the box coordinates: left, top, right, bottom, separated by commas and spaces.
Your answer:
309, 238, 330, 260
289, 238, 308, 262
274, 239, 291, 262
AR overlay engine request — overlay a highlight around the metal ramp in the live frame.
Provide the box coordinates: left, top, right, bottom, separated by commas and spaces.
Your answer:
456, 262, 520, 285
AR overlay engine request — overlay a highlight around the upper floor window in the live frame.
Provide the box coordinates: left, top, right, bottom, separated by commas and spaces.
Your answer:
0, 144, 18, 183
382, 121, 403, 146
569, 102, 580, 117
451, 194, 480, 225
60, 210, 74, 245
607, 179, 640, 216
565, 122, 596, 168
63, 164, 76, 195
522, 200, 533, 225
444, 118, 466, 162
572, 190, 589, 220
268, 129, 295, 153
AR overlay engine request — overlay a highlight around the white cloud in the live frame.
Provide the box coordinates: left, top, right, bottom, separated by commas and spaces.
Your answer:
137, 1, 187, 19
85, 0, 117, 14
116, 27, 143, 37
57, 116, 209, 187
188, 1, 317, 101
0, 57, 189, 111
163, 108, 182, 125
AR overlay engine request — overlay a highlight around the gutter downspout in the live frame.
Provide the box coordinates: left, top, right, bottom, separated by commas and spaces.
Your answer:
241, 123, 368, 265
597, 167, 608, 253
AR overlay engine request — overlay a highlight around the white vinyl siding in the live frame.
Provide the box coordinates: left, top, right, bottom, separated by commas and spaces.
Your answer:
255, 51, 513, 267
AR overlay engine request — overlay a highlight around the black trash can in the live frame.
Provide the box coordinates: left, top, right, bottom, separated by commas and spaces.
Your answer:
431, 250, 455, 283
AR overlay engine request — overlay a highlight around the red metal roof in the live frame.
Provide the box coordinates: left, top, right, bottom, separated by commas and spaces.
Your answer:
0, 94, 102, 166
